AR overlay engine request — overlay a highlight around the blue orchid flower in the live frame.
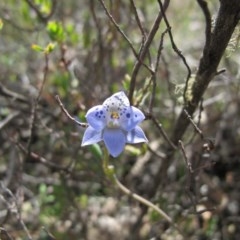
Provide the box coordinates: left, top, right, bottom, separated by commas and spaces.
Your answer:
81, 91, 148, 157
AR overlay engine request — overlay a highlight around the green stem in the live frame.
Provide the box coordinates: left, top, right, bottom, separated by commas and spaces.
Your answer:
113, 174, 172, 222
101, 147, 184, 236
102, 147, 114, 180
113, 173, 184, 236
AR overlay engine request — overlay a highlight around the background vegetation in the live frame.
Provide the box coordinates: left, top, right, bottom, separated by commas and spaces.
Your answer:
0, 0, 240, 239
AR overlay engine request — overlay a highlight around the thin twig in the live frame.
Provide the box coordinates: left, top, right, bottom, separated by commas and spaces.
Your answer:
149, 28, 168, 113
184, 109, 204, 139
130, 0, 146, 40
0, 227, 14, 240
0, 111, 20, 130
178, 140, 193, 173
1, 15, 43, 32
197, 0, 212, 56
195, 207, 216, 215
147, 146, 166, 160
135, 77, 152, 107
98, 0, 131, 46
161, 54, 173, 93
129, 0, 170, 104
55, 95, 88, 128
42, 227, 56, 240
98, 0, 153, 74
215, 68, 226, 75
0, 83, 28, 103
113, 174, 184, 236
13, 138, 97, 181
155, 29, 168, 73
90, 0, 104, 53
197, 99, 204, 130
0, 183, 33, 240
27, 53, 49, 157
16, 142, 73, 173
24, 0, 57, 23
130, 0, 148, 61
152, 116, 177, 150
178, 140, 198, 214
186, 99, 204, 144
157, 0, 191, 103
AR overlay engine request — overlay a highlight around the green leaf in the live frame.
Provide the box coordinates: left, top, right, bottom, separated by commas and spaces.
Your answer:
34, 0, 52, 14
31, 42, 56, 54
89, 143, 103, 160
47, 21, 65, 42
125, 145, 142, 156
31, 44, 44, 52
44, 42, 56, 54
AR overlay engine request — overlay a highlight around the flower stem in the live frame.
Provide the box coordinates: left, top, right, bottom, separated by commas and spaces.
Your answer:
102, 147, 114, 180
101, 148, 184, 236
113, 173, 172, 222
112, 173, 184, 236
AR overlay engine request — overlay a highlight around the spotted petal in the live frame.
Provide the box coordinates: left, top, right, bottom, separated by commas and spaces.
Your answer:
86, 105, 106, 131
103, 128, 126, 157
126, 126, 148, 144
81, 126, 102, 146
120, 106, 145, 131
103, 91, 130, 109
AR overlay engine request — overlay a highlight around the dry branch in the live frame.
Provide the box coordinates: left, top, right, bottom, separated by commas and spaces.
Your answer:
172, 0, 240, 144
133, 0, 240, 207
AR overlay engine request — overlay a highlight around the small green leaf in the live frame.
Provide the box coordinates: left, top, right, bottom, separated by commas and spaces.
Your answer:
39, 0, 52, 15
31, 42, 56, 54
47, 21, 65, 42
31, 44, 44, 52
44, 42, 56, 54
89, 143, 103, 159
125, 145, 142, 156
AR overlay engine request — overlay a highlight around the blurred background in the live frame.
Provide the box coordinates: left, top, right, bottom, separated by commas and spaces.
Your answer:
0, 0, 240, 239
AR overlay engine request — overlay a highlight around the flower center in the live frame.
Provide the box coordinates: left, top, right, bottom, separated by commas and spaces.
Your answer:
107, 111, 120, 128
111, 111, 120, 119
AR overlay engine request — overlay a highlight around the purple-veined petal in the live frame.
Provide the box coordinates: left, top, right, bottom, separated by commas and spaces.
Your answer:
81, 126, 102, 146
126, 126, 148, 144
86, 105, 106, 131
120, 106, 145, 131
103, 128, 126, 157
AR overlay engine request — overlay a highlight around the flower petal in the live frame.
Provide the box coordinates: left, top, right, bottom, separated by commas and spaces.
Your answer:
126, 126, 148, 144
103, 91, 130, 108
81, 126, 102, 146
120, 106, 145, 131
103, 128, 126, 157
86, 105, 106, 131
